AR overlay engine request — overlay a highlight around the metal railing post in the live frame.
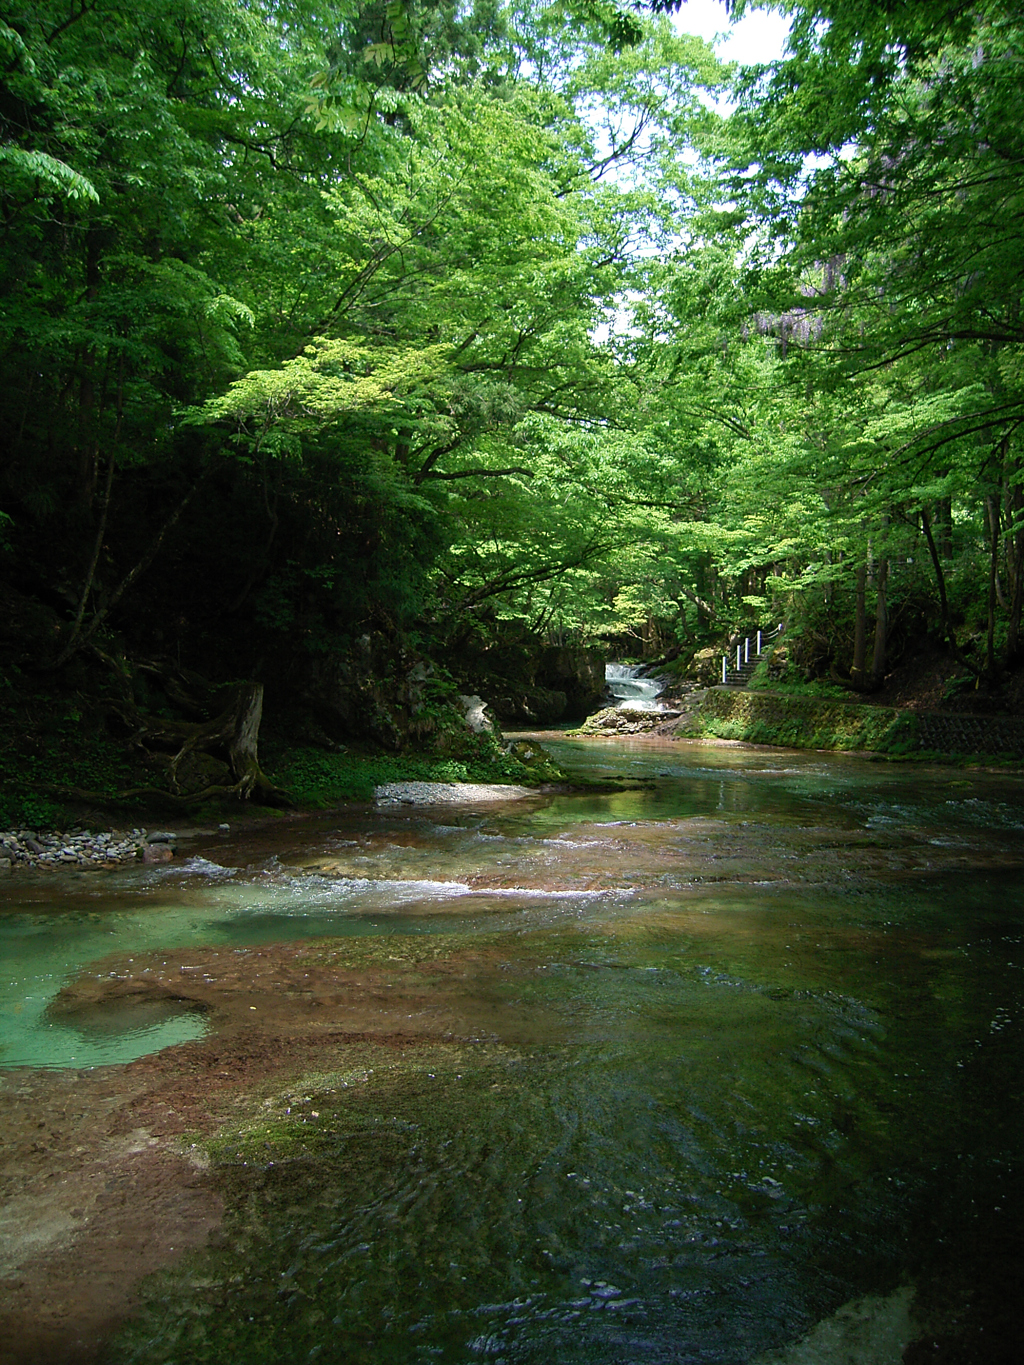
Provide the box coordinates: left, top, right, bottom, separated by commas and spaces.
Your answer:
745, 638, 749, 663
757, 630, 762, 654
722, 656, 727, 684
736, 644, 741, 670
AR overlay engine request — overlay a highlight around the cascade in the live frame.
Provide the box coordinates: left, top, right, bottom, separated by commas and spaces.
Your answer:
605, 662, 666, 711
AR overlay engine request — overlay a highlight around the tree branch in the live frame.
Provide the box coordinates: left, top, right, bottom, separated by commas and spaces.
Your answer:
418, 466, 534, 482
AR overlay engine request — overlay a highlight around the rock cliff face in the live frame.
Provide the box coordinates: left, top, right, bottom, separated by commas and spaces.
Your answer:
293, 628, 594, 751
0, 582, 64, 668
301, 633, 463, 752
442, 622, 605, 725
536, 645, 606, 719
0, 576, 604, 826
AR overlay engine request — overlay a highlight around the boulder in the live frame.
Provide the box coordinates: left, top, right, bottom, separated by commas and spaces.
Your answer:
457, 694, 493, 734
444, 621, 604, 725
305, 633, 461, 751
142, 844, 174, 864
0, 583, 64, 668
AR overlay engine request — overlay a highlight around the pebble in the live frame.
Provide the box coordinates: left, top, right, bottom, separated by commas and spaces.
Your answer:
0, 826, 165, 871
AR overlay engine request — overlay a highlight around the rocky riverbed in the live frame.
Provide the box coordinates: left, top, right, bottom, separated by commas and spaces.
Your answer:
3, 741, 1024, 1365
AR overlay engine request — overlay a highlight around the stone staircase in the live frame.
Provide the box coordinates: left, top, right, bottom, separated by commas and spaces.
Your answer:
720, 625, 784, 689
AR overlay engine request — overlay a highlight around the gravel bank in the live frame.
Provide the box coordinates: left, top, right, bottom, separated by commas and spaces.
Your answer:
374, 782, 536, 806
0, 827, 179, 872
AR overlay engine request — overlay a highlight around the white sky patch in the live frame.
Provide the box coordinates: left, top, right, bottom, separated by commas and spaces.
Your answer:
673, 0, 791, 67
585, 2, 792, 197
675, 0, 792, 118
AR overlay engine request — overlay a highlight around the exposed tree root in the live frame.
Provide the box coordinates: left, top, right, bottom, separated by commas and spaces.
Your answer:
29, 779, 289, 810
87, 651, 293, 807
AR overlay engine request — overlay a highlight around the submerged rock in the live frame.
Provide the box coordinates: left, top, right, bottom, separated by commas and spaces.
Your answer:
142, 844, 174, 864
753, 1286, 915, 1364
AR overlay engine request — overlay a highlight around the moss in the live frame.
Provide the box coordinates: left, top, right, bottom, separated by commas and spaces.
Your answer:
695, 692, 897, 752
266, 735, 562, 806
686, 689, 1024, 766
746, 665, 849, 700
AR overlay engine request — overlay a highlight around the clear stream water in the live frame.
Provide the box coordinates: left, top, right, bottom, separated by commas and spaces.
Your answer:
1, 737, 1023, 1363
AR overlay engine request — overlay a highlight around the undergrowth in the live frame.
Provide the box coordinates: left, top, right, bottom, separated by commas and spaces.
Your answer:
0, 696, 139, 829
267, 736, 560, 805
745, 661, 849, 699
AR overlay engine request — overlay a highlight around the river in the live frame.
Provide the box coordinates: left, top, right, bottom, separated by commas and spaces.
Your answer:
1, 736, 1022, 1363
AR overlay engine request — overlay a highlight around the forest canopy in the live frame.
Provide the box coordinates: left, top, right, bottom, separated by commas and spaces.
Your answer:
3, 0, 1023, 763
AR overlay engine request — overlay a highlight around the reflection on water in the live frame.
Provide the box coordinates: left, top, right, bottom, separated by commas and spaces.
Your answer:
2, 738, 1023, 1362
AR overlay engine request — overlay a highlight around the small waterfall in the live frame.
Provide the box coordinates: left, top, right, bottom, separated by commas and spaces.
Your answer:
605, 663, 666, 712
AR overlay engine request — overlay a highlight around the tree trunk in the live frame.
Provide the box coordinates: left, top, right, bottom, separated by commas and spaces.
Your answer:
936, 495, 954, 561
227, 683, 277, 801
57, 466, 212, 666
988, 494, 999, 675
1005, 454, 1024, 660
100, 657, 291, 807
850, 562, 868, 689
871, 555, 888, 687
921, 508, 978, 675
986, 495, 1007, 610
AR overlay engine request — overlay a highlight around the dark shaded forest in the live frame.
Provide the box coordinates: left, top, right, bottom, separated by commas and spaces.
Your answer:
3, 0, 1024, 821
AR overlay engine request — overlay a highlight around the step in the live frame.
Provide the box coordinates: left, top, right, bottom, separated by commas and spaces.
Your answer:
720, 626, 784, 689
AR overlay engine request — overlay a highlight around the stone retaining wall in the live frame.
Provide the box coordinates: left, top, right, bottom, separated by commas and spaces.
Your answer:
696, 688, 1024, 759
911, 711, 1024, 758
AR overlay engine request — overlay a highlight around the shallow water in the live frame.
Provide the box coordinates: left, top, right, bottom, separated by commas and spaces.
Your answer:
2, 738, 1023, 1361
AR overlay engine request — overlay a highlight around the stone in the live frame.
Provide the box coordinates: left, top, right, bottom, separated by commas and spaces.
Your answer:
142, 844, 174, 864
146, 831, 177, 844
537, 644, 605, 718
457, 694, 493, 734
488, 685, 567, 725
0, 858, 11, 874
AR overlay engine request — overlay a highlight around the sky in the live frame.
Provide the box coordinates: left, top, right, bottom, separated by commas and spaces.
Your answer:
673, 0, 792, 66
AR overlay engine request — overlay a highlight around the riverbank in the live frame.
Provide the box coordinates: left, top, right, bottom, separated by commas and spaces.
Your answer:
573, 688, 1024, 766
0, 731, 567, 848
